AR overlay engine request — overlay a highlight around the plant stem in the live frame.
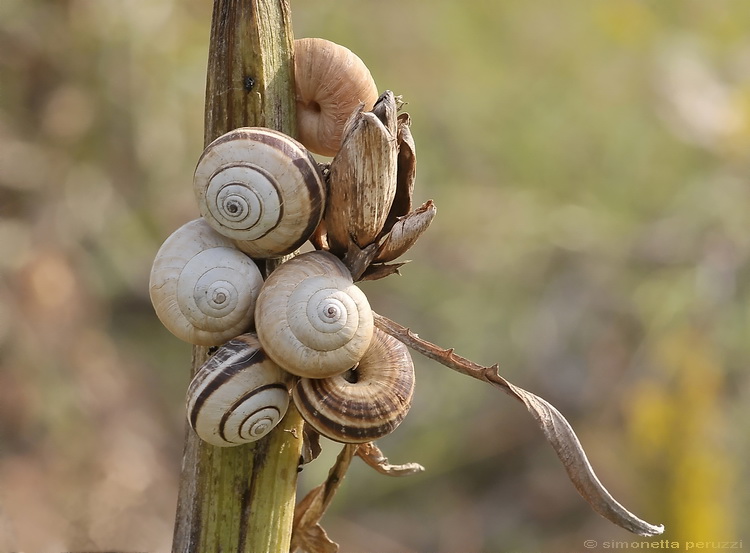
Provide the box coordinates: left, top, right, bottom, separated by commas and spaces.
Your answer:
171, 2, 303, 552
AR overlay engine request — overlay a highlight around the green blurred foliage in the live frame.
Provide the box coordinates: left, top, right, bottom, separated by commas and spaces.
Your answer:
1, 0, 748, 551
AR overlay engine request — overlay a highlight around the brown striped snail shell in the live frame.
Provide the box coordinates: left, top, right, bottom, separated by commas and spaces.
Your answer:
292, 327, 415, 443
254, 250, 374, 379
294, 38, 379, 157
149, 218, 263, 346
193, 127, 326, 258
186, 333, 291, 447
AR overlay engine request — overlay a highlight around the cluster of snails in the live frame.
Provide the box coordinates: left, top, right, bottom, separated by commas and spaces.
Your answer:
149, 38, 434, 448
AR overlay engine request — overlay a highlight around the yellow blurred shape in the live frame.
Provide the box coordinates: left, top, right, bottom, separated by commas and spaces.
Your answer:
593, 0, 656, 45
627, 328, 736, 542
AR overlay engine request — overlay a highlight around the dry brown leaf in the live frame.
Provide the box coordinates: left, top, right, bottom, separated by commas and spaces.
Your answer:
292, 445, 357, 553
373, 312, 665, 537
356, 442, 425, 476
375, 199, 436, 262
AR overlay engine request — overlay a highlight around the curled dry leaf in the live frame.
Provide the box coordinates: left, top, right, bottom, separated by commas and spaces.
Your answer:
372, 312, 665, 537
356, 442, 425, 476
292, 444, 357, 553
375, 199, 437, 262
300, 423, 323, 466
384, 112, 417, 231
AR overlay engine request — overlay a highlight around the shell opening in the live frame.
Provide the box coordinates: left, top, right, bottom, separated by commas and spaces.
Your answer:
342, 365, 359, 384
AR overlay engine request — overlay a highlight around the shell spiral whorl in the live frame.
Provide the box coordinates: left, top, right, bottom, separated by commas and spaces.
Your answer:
194, 127, 326, 258
149, 218, 263, 346
255, 251, 374, 379
292, 327, 415, 443
186, 333, 291, 447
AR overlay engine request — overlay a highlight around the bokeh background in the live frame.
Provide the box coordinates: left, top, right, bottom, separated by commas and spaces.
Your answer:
1, 1, 749, 551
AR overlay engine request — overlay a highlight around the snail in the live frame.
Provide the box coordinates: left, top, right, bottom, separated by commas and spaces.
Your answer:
294, 37, 379, 157
186, 333, 291, 447
255, 250, 374, 379
293, 327, 415, 443
193, 127, 326, 258
149, 218, 263, 346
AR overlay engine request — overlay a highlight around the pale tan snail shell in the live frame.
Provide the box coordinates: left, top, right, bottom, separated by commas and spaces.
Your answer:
193, 127, 326, 258
293, 327, 415, 443
294, 37, 379, 157
186, 333, 291, 447
254, 250, 374, 378
149, 218, 263, 346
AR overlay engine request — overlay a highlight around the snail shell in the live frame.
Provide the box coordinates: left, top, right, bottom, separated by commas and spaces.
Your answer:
294, 38, 379, 157
149, 218, 263, 346
194, 127, 326, 258
255, 250, 374, 378
293, 327, 415, 443
186, 333, 291, 447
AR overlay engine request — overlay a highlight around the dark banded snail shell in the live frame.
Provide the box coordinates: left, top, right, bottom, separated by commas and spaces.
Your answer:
186, 333, 291, 447
292, 327, 414, 443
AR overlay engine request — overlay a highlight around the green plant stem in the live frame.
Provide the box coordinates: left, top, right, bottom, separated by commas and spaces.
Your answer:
171, 2, 303, 552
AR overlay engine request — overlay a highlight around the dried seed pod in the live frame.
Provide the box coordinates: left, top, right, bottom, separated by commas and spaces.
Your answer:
325, 91, 399, 255
293, 327, 415, 443
194, 127, 326, 258
149, 218, 263, 346
294, 37, 379, 157
255, 251, 374, 378
186, 333, 291, 446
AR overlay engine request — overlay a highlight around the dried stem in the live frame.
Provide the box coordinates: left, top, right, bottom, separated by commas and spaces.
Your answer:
171, 2, 303, 552
373, 312, 664, 537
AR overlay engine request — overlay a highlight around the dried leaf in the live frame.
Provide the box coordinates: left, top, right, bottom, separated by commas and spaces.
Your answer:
291, 483, 339, 553
384, 112, 416, 231
375, 200, 436, 262
293, 523, 339, 553
326, 92, 399, 254
300, 423, 322, 466
372, 312, 665, 537
500, 379, 664, 536
356, 442, 425, 476
359, 261, 408, 282
292, 445, 357, 553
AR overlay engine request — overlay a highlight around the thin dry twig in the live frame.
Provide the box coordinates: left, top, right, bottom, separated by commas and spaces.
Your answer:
373, 312, 664, 537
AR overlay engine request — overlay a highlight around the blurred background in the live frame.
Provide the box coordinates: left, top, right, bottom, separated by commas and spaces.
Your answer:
1, 0, 749, 551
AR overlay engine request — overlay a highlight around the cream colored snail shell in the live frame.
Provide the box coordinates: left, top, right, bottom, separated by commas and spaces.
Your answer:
294, 37, 379, 157
255, 250, 374, 379
293, 327, 415, 443
186, 333, 291, 447
194, 127, 326, 258
149, 218, 263, 346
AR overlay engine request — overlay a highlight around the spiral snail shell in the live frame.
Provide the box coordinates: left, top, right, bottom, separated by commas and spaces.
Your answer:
255, 250, 374, 379
194, 127, 326, 258
186, 333, 291, 447
294, 38, 379, 157
149, 218, 263, 346
293, 327, 415, 443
